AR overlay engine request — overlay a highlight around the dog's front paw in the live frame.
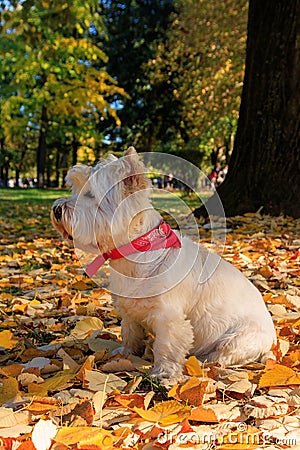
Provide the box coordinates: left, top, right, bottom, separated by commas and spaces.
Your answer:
111, 346, 131, 357
150, 365, 184, 387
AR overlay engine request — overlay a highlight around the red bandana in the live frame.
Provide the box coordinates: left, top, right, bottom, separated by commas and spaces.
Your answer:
85, 220, 181, 277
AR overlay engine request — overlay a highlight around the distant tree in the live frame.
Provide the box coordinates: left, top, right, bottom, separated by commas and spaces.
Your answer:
98, 0, 176, 152
148, 0, 247, 164
194, 0, 300, 218
99, 0, 247, 165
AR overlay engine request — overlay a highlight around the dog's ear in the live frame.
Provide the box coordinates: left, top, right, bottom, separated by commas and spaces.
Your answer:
122, 146, 150, 195
65, 165, 93, 194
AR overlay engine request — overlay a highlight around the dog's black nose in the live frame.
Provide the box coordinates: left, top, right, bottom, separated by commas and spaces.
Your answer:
53, 204, 63, 222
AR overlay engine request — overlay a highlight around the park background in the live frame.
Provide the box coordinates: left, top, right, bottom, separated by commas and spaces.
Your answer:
0, 1, 300, 448
1, 0, 299, 218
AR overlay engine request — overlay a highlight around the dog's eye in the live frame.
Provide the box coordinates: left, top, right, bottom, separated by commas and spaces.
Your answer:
84, 191, 95, 199
53, 205, 62, 221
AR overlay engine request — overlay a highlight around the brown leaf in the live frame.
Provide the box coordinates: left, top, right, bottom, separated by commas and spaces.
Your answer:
168, 377, 210, 406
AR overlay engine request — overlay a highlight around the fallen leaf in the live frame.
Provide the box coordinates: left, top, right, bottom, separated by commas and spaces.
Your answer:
0, 407, 30, 428
259, 364, 300, 388
71, 317, 104, 340
82, 370, 126, 393
27, 370, 75, 396
134, 400, 190, 426
0, 377, 20, 404
32, 419, 57, 450
0, 330, 19, 350
54, 427, 115, 447
169, 377, 210, 406
243, 395, 289, 418
189, 402, 242, 422
184, 356, 205, 377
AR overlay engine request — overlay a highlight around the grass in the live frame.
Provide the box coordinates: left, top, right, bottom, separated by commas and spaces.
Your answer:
0, 188, 68, 204
0, 188, 209, 244
0, 187, 211, 211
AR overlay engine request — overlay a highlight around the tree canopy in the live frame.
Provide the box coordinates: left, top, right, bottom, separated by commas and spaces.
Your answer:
0, 0, 247, 186
0, 0, 127, 186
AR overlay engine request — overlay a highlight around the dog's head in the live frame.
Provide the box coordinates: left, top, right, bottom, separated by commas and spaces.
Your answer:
51, 147, 152, 253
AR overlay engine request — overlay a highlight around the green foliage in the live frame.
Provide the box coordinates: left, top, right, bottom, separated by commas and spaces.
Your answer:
100, 0, 247, 166
145, 0, 247, 164
99, 0, 176, 152
0, 0, 247, 184
0, 0, 127, 184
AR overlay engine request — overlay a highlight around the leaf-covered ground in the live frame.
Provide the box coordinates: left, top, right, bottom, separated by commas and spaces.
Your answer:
0, 190, 300, 450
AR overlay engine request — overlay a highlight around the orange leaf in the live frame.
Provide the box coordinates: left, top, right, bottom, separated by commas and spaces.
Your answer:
26, 397, 59, 414
133, 400, 190, 426
0, 363, 24, 377
17, 441, 36, 450
114, 393, 148, 410
258, 364, 300, 388
189, 402, 241, 423
258, 265, 273, 278
178, 377, 209, 406
76, 355, 95, 382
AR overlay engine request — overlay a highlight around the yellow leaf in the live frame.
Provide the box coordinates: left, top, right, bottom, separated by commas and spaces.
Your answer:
26, 398, 59, 414
28, 370, 75, 396
71, 317, 103, 339
259, 364, 300, 388
133, 400, 190, 426
30, 299, 41, 305
0, 377, 20, 404
54, 427, 115, 447
0, 330, 19, 350
184, 356, 204, 376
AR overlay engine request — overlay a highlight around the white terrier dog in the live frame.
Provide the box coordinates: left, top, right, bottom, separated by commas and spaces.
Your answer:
52, 147, 276, 384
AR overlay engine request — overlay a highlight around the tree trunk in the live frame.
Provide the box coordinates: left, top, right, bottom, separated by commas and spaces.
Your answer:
36, 106, 48, 188
194, 0, 300, 219
55, 147, 61, 188
72, 136, 79, 166
0, 137, 9, 187
15, 168, 20, 188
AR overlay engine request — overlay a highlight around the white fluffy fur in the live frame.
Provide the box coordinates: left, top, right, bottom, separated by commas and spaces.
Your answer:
52, 147, 276, 384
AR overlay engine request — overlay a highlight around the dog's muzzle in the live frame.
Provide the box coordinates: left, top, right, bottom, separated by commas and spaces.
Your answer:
52, 201, 73, 241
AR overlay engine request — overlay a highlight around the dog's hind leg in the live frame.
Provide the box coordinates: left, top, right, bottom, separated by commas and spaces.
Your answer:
206, 321, 276, 366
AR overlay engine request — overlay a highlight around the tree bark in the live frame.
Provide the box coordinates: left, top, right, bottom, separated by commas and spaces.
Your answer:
36, 105, 48, 188
72, 136, 79, 166
194, 0, 300, 219
55, 146, 61, 188
0, 137, 9, 187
